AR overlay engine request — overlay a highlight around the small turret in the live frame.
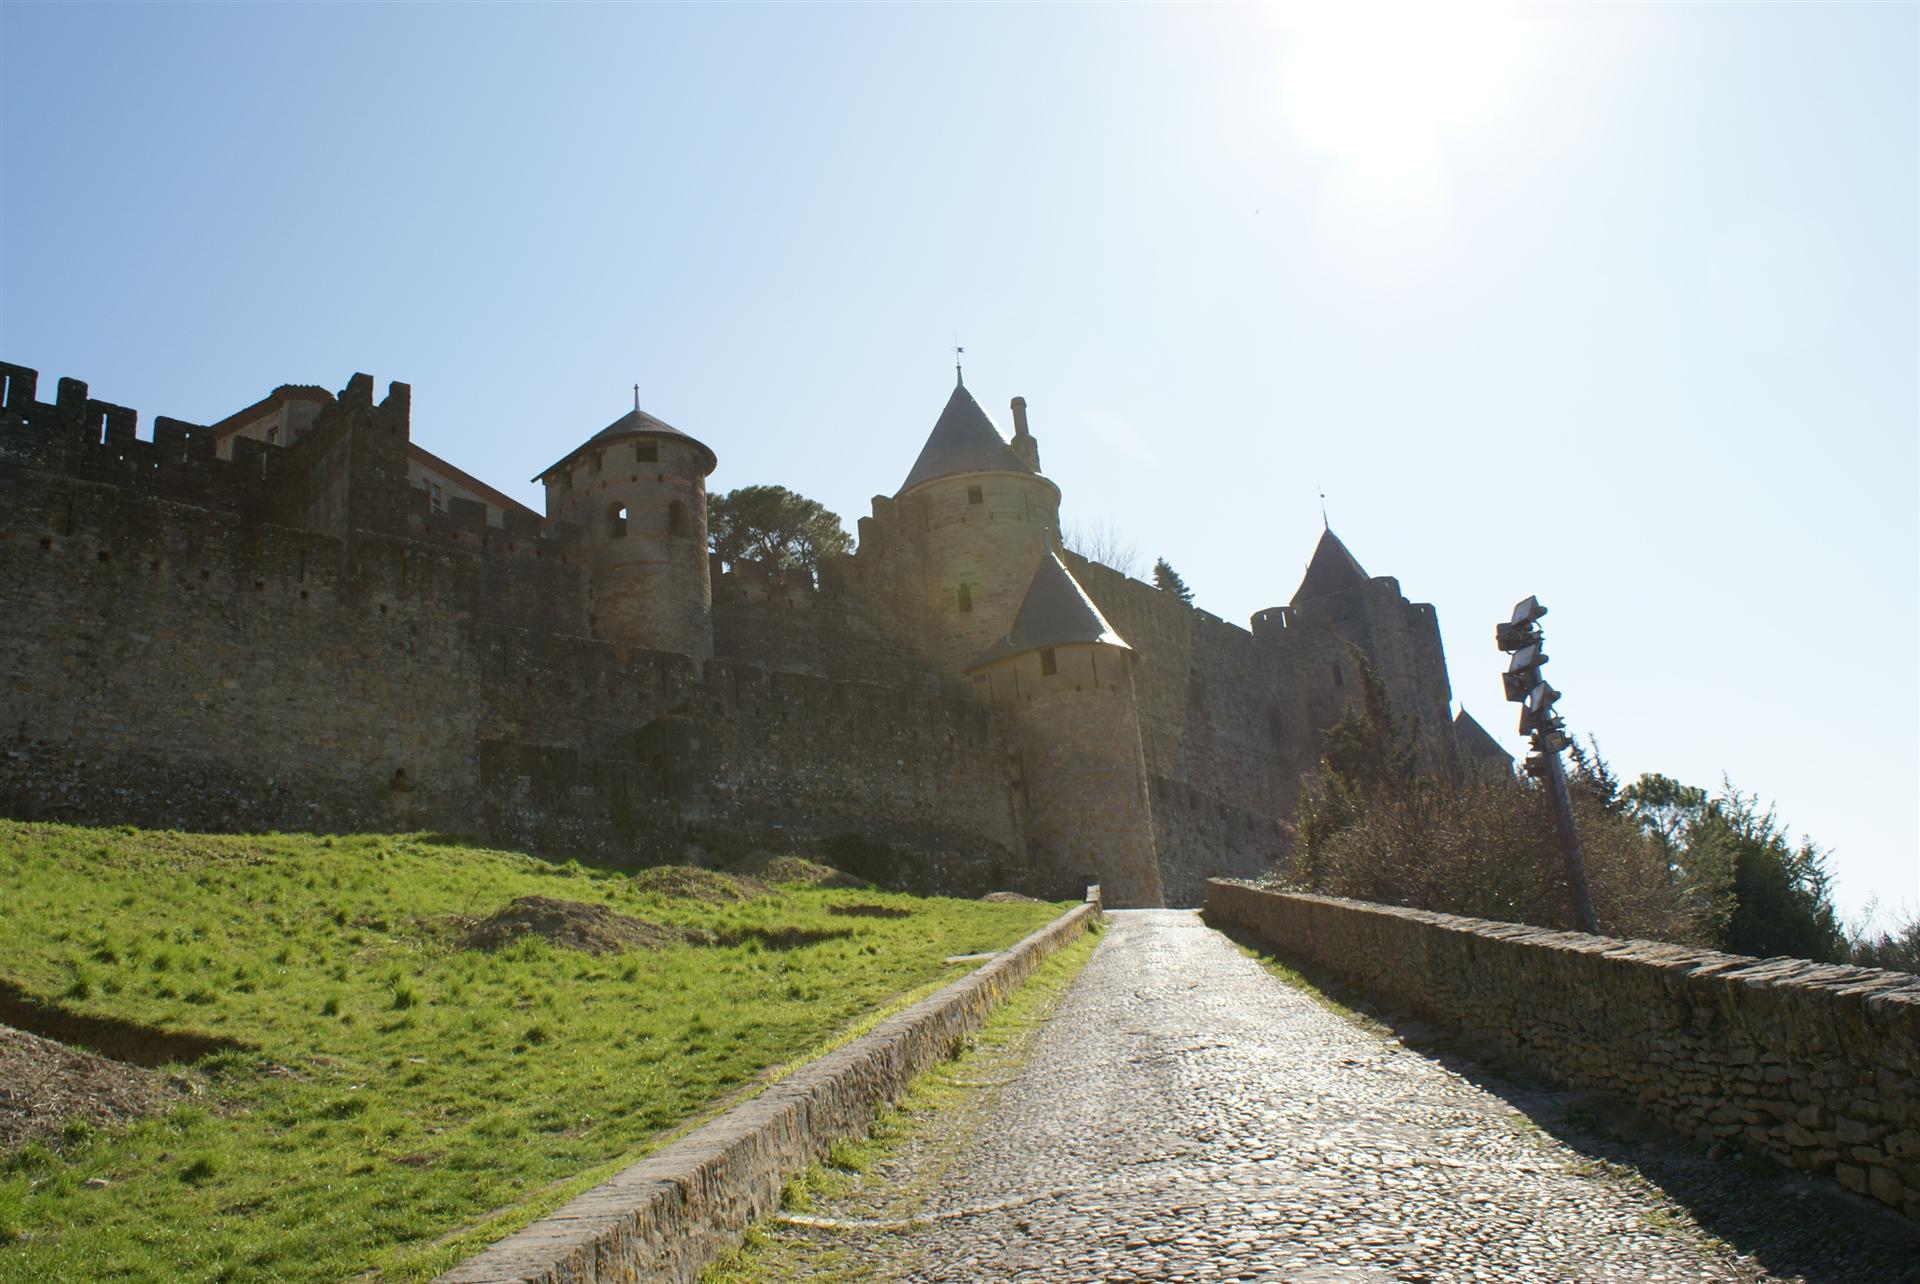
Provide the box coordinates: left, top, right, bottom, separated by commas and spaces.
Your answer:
535, 401, 716, 659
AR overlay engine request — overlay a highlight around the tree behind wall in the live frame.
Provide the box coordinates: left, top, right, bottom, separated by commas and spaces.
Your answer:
1152, 558, 1194, 604
1620, 775, 1846, 962
707, 486, 852, 579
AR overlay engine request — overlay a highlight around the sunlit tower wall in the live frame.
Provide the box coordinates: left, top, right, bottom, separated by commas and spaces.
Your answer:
535, 405, 717, 660
894, 380, 1060, 682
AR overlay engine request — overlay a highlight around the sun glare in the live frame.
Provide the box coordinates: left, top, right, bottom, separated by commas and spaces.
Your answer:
1278, 2, 1532, 194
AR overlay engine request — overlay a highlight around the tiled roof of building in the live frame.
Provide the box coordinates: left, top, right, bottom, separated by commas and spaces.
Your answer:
408, 443, 541, 522
207, 384, 334, 438
1290, 527, 1371, 606
967, 551, 1131, 669
898, 379, 1036, 495
534, 405, 716, 482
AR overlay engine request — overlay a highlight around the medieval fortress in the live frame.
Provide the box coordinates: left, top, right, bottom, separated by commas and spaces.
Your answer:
0, 360, 1507, 905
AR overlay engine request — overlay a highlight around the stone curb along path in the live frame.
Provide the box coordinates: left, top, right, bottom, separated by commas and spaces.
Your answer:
434, 895, 1102, 1284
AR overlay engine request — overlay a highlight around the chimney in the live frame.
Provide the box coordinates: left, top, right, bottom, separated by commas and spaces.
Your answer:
1008, 396, 1041, 474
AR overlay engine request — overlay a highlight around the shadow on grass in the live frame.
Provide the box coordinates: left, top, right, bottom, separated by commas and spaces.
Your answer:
1207, 917, 1920, 1284
0, 980, 250, 1068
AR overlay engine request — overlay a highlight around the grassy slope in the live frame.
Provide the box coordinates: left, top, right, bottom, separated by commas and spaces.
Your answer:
0, 822, 1065, 1282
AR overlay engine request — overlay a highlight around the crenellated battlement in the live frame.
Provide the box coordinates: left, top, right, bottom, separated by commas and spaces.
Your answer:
0, 360, 586, 573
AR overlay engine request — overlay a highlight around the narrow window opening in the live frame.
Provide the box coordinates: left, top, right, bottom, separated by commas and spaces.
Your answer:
956, 583, 972, 613
1040, 647, 1058, 677
590, 451, 604, 473
966, 484, 984, 505
636, 441, 658, 463
609, 504, 629, 538
1331, 662, 1343, 688
666, 500, 689, 537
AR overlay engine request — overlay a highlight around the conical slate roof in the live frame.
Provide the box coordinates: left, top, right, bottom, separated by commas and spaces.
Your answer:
1452, 708, 1513, 766
1290, 528, 1370, 606
898, 380, 1035, 495
534, 405, 716, 482
966, 552, 1130, 669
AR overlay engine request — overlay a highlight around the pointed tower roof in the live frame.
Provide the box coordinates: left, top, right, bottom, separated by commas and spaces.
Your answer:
897, 378, 1037, 496
1453, 708, 1513, 766
966, 552, 1130, 669
1290, 528, 1370, 606
533, 405, 716, 482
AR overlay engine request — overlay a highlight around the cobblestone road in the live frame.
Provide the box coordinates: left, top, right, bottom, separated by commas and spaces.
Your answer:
752, 910, 1918, 1283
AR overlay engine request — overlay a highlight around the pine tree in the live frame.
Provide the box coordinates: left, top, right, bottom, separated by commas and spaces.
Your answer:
1152, 558, 1193, 604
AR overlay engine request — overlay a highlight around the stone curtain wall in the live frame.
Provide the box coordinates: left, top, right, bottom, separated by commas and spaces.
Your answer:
1206, 882, 1920, 1219
1064, 554, 1296, 903
0, 364, 1028, 884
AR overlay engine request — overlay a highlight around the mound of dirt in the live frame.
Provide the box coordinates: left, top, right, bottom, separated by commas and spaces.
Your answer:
0, 1024, 183, 1151
631, 864, 767, 904
459, 896, 679, 955
981, 891, 1042, 903
724, 851, 869, 889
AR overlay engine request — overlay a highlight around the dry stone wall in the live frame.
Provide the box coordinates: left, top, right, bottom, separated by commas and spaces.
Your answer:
1207, 881, 1920, 1220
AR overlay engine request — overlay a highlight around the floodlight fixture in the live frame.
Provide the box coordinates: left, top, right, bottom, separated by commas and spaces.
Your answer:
1509, 595, 1548, 628
1508, 642, 1545, 673
1518, 682, 1562, 736
1494, 621, 1538, 652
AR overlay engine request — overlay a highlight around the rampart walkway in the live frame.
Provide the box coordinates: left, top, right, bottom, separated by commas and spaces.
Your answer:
749, 910, 1917, 1282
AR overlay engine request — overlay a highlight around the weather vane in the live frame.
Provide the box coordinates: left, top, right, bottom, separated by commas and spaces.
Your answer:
953, 337, 965, 386
1318, 485, 1329, 530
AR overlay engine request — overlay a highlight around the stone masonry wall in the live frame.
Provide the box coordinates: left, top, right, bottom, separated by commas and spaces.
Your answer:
1065, 554, 1294, 903
976, 642, 1162, 907
0, 365, 1027, 889
1207, 881, 1920, 1220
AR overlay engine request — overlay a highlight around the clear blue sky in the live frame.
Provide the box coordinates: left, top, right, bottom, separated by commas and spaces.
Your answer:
3, 3, 1914, 927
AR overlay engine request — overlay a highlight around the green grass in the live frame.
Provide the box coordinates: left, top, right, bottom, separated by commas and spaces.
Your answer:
0, 822, 1068, 1282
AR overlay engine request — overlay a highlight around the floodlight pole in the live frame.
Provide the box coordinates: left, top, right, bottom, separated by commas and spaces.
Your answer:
1496, 594, 1599, 935
1542, 740, 1599, 934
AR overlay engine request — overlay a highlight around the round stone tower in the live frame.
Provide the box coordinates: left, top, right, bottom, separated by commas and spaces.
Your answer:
966, 552, 1164, 907
895, 375, 1061, 678
535, 402, 717, 659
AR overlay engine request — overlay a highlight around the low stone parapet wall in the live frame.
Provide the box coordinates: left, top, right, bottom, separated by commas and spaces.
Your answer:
436, 896, 1101, 1284
1206, 880, 1920, 1221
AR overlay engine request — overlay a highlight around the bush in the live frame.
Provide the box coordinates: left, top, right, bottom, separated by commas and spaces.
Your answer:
1286, 648, 1720, 944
